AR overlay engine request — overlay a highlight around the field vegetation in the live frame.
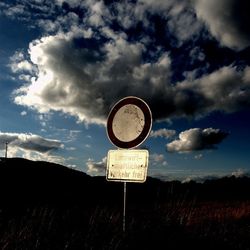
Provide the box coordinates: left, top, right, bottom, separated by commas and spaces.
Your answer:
0, 158, 250, 249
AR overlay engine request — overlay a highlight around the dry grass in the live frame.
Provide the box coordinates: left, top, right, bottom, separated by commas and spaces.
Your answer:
0, 200, 250, 249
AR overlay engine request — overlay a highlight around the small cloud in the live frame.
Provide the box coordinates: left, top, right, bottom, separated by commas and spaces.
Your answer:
36, 113, 52, 128
66, 147, 76, 151
162, 161, 167, 166
194, 153, 203, 160
150, 128, 176, 139
67, 164, 77, 169
20, 111, 27, 116
231, 169, 249, 178
9, 51, 36, 74
189, 46, 205, 62
68, 130, 81, 142
166, 128, 229, 153
40, 121, 46, 127
181, 175, 220, 183
0, 131, 63, 153
86, 157, 106, 175
150, 153, 168, 166
85, 144, 91, 148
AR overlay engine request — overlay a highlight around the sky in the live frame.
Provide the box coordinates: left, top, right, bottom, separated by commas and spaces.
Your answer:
0, 0, 250, 182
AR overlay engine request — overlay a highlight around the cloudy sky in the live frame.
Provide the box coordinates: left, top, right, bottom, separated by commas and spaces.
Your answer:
0, 0, 250, 181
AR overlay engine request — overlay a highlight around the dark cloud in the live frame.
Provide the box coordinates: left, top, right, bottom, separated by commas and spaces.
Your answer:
12, 28, 250, 124
0, 132, 63, 153
5, 0, 250, 125
194, 0, 250, 50
166, 128, 229, 153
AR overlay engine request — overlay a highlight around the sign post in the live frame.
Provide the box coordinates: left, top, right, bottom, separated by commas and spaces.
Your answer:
123, 181, 126, 233
106, 96, 152, 233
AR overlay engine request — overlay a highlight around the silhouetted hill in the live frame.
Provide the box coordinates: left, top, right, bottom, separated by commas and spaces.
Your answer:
0, 157, 91, 205
1, 157, 250, 206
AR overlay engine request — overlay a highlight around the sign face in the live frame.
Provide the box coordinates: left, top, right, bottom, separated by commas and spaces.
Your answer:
107, 96, 152, 149
106, 149, 149, 183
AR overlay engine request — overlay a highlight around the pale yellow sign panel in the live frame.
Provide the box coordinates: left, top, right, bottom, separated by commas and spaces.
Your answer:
106, 149, 149, 183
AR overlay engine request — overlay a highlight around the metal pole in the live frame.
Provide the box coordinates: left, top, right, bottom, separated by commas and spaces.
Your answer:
5, 142, 8, 158
123, 181, 127, 233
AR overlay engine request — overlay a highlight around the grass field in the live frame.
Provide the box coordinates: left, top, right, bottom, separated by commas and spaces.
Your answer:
1, 158, 250, 249
1, 193, 250, 249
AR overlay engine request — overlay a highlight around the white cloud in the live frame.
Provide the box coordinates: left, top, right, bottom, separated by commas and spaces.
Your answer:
12, 29, 250, 124
150, 153, 168, 166
3, 0, 249, 52
4, 4, 25, 17
9, 51, 36, 74
194, 153, 203, 160
150, 128, 176, 139
167, 5, 203, 45
66, 147, 76, 151
36, 113, 52, 128
231, 169, 249, 178
194, 0, 250, 50
68, 130, 81, 142
166, 128, 228, 153
10, 60, 34, 73
0, 132, 63, 153
12, 29, 173, 124
0, 131, 65, 164
175, 66, 250, 117
0, 146, 64, 164
20, 111, 27, 116
86, 157, 106, 175
7, 1, 250, 126
107, 0, 202, 44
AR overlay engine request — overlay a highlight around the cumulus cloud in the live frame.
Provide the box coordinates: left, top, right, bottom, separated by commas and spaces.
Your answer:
86, 157, 106, 175
108, 0, 202, 44
6, 0, 250, 125
9, 51, 36, 73
150, 153, 167, 166
3, 0, 249, 51
150, 128, 176, 139
0, 132, 63, 153
175, 66, 250, 117
166, 128, 228, 153
0, 132, 65, 164
194, 0, 250, 50
12, 29, 250, 124
231, 169, 249, 178
12, 29, 172, 124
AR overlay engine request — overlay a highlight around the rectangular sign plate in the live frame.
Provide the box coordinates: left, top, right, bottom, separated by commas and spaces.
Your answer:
106, 149, 149, 183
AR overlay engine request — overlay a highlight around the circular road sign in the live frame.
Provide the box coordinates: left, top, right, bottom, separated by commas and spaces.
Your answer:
107, 96, 152, 149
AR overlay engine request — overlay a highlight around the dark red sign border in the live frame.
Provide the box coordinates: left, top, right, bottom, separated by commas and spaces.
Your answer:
107, 96, 152, 149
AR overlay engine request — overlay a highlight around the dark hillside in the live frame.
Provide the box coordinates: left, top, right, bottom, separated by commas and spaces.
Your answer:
0, 158, 250, 250
0, 157, 91, 205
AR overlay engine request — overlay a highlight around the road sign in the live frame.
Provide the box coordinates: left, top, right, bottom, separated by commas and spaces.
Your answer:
107, 96, 152, 149
106, 149, 149, 183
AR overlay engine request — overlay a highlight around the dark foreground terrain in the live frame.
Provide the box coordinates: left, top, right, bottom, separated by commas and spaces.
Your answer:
0, 158, 250, 250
